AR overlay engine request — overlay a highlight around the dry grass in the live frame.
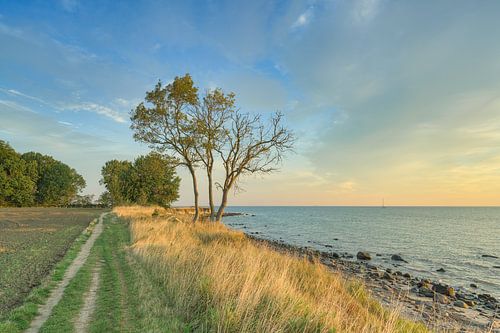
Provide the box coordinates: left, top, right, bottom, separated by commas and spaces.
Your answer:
113, 205, 209, 220
115, 206, 429, 333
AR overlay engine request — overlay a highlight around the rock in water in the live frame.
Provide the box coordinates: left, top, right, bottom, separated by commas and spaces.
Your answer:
470, 283, 478, 288
481, 254, 498, 259
391, 254, 405, 262
436, 268, 446, 273
357, 251, 372, 260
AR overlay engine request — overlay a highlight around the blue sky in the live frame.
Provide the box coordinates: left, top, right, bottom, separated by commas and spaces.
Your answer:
2, 0, 500, 206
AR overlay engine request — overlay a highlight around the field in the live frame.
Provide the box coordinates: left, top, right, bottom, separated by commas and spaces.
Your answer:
0, 208, 105, 319
1, 206, 431, 332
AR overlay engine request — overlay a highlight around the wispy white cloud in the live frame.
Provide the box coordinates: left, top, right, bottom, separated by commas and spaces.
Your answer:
291, 7, 314, 30
64, 102, 127, 123
0, 87, 51, 106
57, 120, 73, 126
0, 99, 37, 113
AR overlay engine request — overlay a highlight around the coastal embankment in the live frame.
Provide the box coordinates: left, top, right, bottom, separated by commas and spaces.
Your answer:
116, 205, 429, 333
246, 235, 499, 332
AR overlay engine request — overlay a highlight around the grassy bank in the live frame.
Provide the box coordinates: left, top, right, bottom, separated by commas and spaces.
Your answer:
116, 206, 429, 333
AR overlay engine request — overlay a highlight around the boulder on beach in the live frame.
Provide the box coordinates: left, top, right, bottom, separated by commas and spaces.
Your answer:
356, 251, 371, 260
419, 287, 434, 298
434, 293, 450, 304
453, 300, 469, 308
433, 283, 455, 297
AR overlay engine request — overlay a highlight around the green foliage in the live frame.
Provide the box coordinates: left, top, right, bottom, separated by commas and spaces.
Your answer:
0, 141, 36, 206
0, 141, 86, 207
99, 160, 133, 205
132, 153, 180, 207
22, 152, 86, 206
100, 152, 180, 207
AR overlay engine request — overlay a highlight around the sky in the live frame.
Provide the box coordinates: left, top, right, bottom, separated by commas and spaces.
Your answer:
1, 0, 500, 206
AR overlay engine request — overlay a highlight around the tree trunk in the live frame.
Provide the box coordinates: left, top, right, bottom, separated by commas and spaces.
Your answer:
215, 188, 229, 222
188, 165, 199, 222
207, 169, 215, 221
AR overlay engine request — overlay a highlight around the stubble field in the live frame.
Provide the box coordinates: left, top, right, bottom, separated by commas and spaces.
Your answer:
0, 208, 105, 318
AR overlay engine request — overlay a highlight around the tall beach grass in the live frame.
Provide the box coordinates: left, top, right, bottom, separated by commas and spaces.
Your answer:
115, 206, 428, 333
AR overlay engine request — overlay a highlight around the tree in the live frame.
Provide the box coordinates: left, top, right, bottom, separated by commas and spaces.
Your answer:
99, 160, 133, 205
214, 111, 294, 221
71, 194, 95, 207
131, 152, 180, 207
100, 153, 180, 208
0, 141, 36, 206
192, 89, 235, 220
22, 152, 86, 206
98, 191, 112, 207
130, 74, 201, 221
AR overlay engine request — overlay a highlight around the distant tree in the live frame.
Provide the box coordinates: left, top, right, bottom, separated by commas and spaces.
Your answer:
99, 160, 133, 205
98, 191, 112, 207
130, 74, 201, 221
71, 194, 95, 207
22, 152, 86, 206
131, 152, 180, 207
100, 153, 180, 208
0, 141, 36, 206
192, 89, 235, 220
214, 112, 294, 221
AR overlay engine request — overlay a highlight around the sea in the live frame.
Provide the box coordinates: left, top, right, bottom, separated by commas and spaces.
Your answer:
223, 206, 500, 299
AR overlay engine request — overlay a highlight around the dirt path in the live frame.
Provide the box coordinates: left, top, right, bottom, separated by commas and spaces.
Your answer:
25, 212, 108, 333
74, 263, 101, 333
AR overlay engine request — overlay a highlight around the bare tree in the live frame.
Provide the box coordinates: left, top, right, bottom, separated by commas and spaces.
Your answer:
214, 111, 295, 222
192, 89, 235, 221
130, 74, 202, 222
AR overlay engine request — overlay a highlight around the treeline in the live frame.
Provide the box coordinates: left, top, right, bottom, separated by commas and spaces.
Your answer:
0, 140, 86, 207
100, 152, 180, 207
130, 74, 295, 222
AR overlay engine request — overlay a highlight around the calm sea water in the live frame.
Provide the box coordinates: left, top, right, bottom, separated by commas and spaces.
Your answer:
224, 206, 500, 298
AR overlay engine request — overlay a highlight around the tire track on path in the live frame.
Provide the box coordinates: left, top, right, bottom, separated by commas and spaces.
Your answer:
25, 212, 108, 333
74, 263, 101, 333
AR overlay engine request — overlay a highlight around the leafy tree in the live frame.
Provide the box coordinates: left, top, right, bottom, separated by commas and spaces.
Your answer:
131, 152, 180, 207
22, 152, 86, 206
0, 141, 36, 206
99, 160, 133, 206
130, 74, 201, 221
100, 152, 180, 207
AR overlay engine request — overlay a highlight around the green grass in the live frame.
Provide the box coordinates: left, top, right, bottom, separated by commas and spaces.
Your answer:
0, 216, 99, 333
89, 215, 188, 332
39, 250, 98, 332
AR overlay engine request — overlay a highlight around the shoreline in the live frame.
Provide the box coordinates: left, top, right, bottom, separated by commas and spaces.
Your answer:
244, 233, 499, 332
